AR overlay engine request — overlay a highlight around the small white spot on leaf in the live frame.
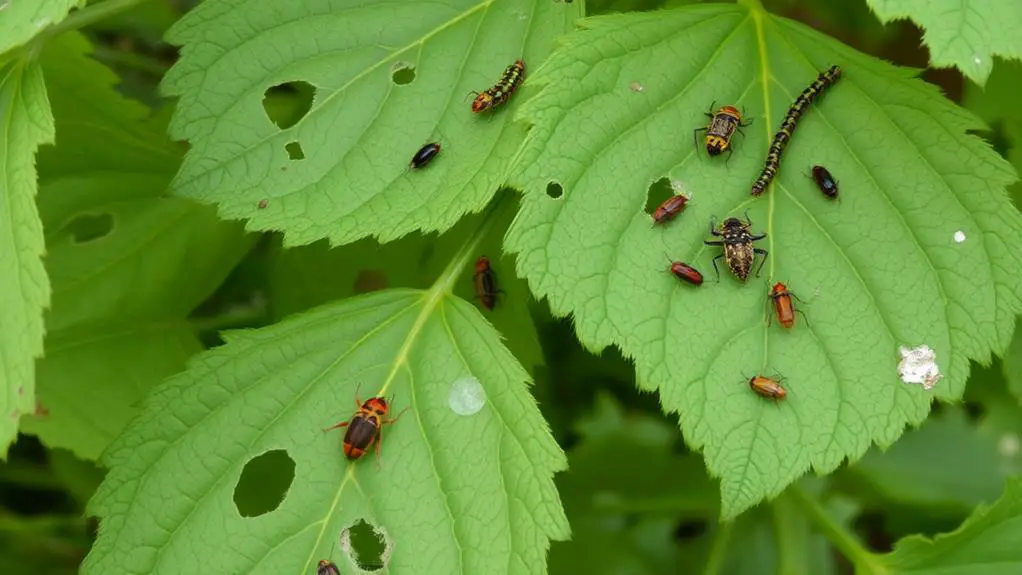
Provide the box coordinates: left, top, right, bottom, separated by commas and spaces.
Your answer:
999, 434, 1020, 457
630, 81, 644, 92
0, 0, 11, 12
954, 230, 966, 243
897, 344, 942, 390
448, 376, 486, 415
974, 55, 983, 66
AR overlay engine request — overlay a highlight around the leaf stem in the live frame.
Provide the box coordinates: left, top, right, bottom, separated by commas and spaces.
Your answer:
787, 484, 886, 574
702, 520, 733, 575
771, 494, 799, 574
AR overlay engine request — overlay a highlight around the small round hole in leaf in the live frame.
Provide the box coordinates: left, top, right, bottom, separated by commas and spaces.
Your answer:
233, 450, 295, 517
546, 182, 563, 199
391, 63, 415, 85
262, 81, 316, 129
66, 213, 114, 243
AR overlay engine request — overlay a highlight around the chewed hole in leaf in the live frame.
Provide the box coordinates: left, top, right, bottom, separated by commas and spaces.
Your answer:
340, 518, 389, 571
232, 449, 295, 517
262, 81, 315, 129
66, 213, 114, 243
285, 141, 305, 160
546, 181, 563, 199
644, 176, 673, 215
391, 63, 416, 86
673, 518, 708, 542
353, 269, 388, 293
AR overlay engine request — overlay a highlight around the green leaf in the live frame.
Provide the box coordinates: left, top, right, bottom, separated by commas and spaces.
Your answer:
17, 32, 253, 460
507, 5, 1022, 518
162, 0, 580, 247
963, 58, 1022, 126
84, 283, 568, 573
0, 48, 54, 457
0, 0, 78, 57
881, 477, 1022, 573
864, 0, 1022, 86
843, 408, 1007, 513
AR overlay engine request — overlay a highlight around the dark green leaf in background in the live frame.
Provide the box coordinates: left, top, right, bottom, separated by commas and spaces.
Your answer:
18, 31, 253, 460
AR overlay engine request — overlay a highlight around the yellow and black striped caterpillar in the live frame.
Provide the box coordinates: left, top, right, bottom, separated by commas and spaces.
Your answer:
471, 59, 526, 114
750, 65, 841, 196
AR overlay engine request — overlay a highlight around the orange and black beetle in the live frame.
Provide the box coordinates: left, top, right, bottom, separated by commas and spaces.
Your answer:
324, 385, 406, 462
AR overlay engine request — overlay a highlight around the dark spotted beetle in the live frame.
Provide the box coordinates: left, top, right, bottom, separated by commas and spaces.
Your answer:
694, 103, 751, 160
317, 560, 340, 575
703, 211, 768, 283
324, 385, 406, 462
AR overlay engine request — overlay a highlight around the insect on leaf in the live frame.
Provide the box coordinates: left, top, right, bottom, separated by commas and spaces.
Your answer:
507, 5, 1022, 518
84, 289, 568, 574
162, 0, 579, 247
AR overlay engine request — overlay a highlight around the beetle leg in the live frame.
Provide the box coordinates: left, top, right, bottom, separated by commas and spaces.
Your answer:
710, 254, 724, 283
707, 217, 720, 236
322, 421, 349, 433
692, 127, 706, 152
383, 406, 410, 425
353, 382, 363, 408
743, 208, 752, 226
796, 308, 811, 328
725, 145, 734, 166
749, 232, 767, 241
753, 248, 769, 277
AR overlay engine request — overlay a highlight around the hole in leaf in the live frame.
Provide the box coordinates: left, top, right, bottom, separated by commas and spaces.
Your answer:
262, 81, 316, 129
66, 213, 114, 243
340, 518, 389, 571
354, 269, 388, 293
645, 177, 673, 215
391, 63, 416, 85
233, 450, 295, 517
286, 141, 305, 160
546, 181, 563, 199
673, 518, 708, 542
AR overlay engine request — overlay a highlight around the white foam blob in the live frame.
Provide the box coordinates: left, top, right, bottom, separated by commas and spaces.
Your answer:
974, 55, 983, 66
897, 344, 942, 390
448, 377, 486, 416
954, 230, 966, 243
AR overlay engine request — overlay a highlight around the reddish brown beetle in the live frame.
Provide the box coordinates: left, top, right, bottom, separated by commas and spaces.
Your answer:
652, 194, 689, 225
748, 375, 787, 401
473, 256, 503, 310
665, 255, 703, 286
767, 282, 806, 328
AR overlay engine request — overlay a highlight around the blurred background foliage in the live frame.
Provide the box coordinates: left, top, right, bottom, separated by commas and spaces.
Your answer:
4, 0, 1022, 573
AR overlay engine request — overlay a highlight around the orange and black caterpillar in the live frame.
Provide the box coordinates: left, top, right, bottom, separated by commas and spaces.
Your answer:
471, 59, 525, 113
751, 65, 841, 196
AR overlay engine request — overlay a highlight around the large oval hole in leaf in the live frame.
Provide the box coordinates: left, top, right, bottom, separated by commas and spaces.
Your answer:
342, 518, 388, 572
233, 449, 295, 517
391, 62, 416, 86
262, 81, 315, 130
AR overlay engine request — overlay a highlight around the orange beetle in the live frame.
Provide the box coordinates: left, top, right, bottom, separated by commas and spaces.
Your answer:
748, 375, 787, 401
768, 282, 806, 328
324, 385, 406, 462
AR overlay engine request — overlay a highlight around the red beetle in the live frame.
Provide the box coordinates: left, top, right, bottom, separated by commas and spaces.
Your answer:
324, 385, 407, 462
665, 256, 703, 286
652, 194, 689, 225
767, 282, 806, 328
473, 256, 502, 310
748, 375, 786, 401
